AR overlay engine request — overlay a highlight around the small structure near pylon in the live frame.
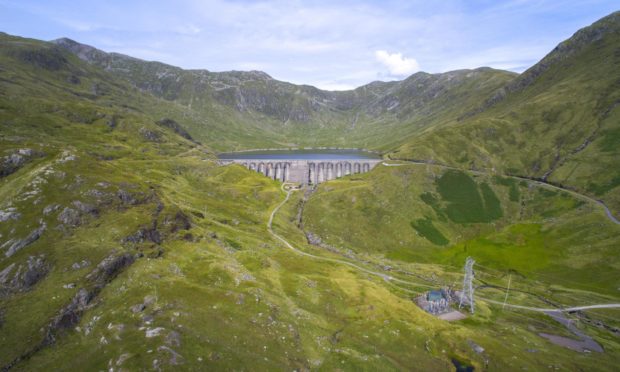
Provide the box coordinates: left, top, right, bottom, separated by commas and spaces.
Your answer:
416, 288, 452, 315
415, 287, 466, 321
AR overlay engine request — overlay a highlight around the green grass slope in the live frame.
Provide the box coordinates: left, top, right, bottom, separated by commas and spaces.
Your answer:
390, 11, 620, 215
302, 164, 620, 295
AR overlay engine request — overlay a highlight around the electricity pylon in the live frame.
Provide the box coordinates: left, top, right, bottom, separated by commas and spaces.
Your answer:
459, 257, 475, 314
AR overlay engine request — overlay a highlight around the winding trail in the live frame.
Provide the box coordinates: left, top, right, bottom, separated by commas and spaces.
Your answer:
267, 183, 620, 314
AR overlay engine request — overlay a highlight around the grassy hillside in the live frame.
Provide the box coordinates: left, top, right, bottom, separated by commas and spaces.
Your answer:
302, 163, 619, 288
4, 45, 613, 369
390, 11, 620, 215
1, 11, 620, 371
282, 162, 620, 369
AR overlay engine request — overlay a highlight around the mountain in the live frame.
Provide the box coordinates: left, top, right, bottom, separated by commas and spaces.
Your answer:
51, 37, 516, 150
49, 12, 620, 214
389, 11, 620, 215
1, 11, 620, 371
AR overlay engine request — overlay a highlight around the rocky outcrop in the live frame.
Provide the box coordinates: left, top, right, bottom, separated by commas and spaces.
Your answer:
57, 207, 81, 227
14, 46, 69, 71
165, 211, 192, 233
122, 224, 162, 245
56, 200, 100, 228
0, 255, 49, 297
5, 223, 46, 257
42, 252, 136, 345
0, 148, 40, 178
0, 208, 21, 222
85, 253, 135, 285
117, 189, 149, 206
156, 118, 194, 142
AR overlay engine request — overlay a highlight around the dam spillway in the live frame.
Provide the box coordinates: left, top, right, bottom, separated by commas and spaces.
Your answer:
218, 150, 382, 185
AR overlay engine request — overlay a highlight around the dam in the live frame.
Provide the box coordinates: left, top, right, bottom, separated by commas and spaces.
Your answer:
219, 149, 383, 185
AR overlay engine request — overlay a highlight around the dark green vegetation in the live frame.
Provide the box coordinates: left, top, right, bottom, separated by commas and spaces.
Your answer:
1, 10, 620, 372
435, 170, 503, 223
410, 218, 449, 246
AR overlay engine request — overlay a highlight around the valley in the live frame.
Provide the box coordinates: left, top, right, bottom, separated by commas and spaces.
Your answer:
1, 9, 619, 372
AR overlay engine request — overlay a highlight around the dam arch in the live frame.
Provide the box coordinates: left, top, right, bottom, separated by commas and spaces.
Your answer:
222, 158, 382, 185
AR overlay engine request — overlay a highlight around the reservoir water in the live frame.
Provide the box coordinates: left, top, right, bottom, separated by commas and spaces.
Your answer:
218, 149, 382, 160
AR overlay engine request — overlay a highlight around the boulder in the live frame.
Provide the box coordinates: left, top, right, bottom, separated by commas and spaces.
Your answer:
57, 207, 81, 227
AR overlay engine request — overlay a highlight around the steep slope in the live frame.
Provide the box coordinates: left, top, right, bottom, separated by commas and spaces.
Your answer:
391, 11, 620, 214
52, 37, 516, 150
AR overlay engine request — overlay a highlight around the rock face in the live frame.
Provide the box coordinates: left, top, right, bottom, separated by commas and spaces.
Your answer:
51, 36, 515, 126
0, 255, 49, 297
5, 223, 47, 257
1, 148, 39, 178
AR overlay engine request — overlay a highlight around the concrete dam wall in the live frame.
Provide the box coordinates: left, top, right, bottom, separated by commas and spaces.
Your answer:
221, 159, 382, 184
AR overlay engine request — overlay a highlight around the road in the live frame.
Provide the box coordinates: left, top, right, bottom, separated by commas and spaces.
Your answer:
482, 298, 620, 312
267, 183, 620, 314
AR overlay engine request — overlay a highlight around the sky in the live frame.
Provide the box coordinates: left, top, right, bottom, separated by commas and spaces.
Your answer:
0, 0, 618, 90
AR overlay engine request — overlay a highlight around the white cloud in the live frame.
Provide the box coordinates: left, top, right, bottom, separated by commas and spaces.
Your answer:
375, 50, 420, 76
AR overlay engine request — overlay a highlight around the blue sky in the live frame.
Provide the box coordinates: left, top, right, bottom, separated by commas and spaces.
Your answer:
0, 0, 618, 90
